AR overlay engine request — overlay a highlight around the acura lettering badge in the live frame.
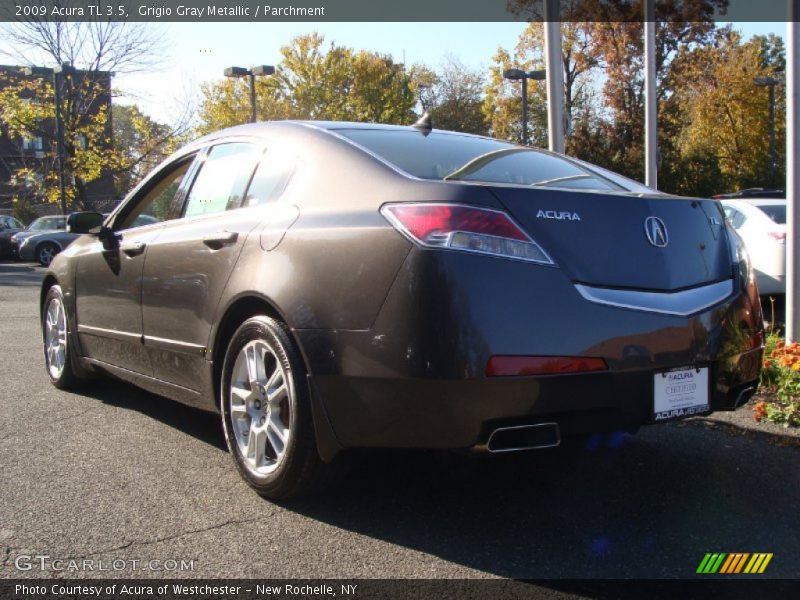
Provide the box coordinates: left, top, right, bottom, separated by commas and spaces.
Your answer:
644, 216, 668, 248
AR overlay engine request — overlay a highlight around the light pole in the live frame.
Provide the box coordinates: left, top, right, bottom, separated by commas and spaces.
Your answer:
23, 63, 76, 216
755, 75, 780, 187
503, 68, 546, 146
224, 65, 275, 123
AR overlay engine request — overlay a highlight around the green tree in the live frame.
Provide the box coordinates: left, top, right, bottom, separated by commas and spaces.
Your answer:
198, 33, 416, 134
666, 28, 786, 192
412, 56, 488, 135
0, 73, 114, 208
482, 21, 599, 146
0, 19, 163, 209
112, 104, 189, 196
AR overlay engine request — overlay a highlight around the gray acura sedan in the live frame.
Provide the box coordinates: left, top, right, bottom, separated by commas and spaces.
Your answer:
41, 121, 764, 498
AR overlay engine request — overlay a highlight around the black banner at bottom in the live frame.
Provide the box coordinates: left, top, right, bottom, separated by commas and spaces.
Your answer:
2, 579, 799, 600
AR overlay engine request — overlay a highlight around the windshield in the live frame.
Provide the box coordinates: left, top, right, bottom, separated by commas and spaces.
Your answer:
29, 217, 66, 231
337, 129, 624, 191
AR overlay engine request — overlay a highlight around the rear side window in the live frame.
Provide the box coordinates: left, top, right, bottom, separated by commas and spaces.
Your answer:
337, 129, 620, 191
183, 143, 261, 218
243, 151, 295, 207
724, 208, 746, 229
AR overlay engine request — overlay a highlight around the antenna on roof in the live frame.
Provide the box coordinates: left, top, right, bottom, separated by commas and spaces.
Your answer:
412, 111, 432, 136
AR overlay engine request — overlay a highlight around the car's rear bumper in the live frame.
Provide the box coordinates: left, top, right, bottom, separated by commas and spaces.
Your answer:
307, 354, 760, 449
296, 248, 764, 450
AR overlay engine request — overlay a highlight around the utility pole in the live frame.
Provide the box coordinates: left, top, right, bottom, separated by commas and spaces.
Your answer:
644, 0, 658, 189
53, 65, 69, 216
23, 64, 75, 215
755, 76, 780, 187
787, 3, 799, 342
543, 0, 565, 153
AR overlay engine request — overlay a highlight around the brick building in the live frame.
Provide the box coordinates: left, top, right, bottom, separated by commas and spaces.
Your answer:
0, 64, 117, 216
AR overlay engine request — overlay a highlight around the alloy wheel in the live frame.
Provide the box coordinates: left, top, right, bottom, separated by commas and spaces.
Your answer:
39, 245, 56, 266
229, 339, 292, 476
44, 295, 67, 379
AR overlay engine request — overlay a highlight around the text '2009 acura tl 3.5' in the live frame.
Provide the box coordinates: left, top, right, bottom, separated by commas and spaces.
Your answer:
41, 119, 764, 498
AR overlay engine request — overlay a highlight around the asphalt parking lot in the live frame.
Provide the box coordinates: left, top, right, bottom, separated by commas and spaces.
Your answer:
0, 261, 799, 583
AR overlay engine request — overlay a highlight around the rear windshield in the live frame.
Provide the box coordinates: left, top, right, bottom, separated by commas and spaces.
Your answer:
758, 204, 786, 224
337, 129, 622, 191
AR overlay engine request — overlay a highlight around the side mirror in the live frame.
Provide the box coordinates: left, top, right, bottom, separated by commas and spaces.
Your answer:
67, 211, 104, 234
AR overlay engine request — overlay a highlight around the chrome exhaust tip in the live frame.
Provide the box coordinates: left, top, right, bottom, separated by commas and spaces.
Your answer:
734, 385, 758, 408
484, 423, 561, 453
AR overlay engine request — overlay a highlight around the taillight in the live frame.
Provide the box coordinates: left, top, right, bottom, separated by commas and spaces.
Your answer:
486, 355, 608, 377
381, 203, 553, 265
768, 231, 786, 244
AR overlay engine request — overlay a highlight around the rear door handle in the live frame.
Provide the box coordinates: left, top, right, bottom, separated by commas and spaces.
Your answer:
120, 242, 146, 257
202, 231, 238, 249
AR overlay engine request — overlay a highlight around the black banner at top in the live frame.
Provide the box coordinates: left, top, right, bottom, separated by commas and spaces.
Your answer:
0, 0, 798, 23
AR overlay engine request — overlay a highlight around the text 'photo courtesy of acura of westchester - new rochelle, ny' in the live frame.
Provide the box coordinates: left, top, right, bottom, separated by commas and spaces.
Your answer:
40, 120, 764, 499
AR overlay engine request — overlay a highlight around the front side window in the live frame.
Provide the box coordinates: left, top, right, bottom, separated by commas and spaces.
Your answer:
183, 143, 261, 218
117, 157, 194, 230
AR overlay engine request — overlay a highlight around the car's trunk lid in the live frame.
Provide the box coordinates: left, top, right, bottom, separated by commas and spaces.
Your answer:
489, 186, 730, 291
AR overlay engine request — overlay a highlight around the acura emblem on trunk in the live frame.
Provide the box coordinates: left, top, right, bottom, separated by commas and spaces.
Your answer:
644, 216, 669, 248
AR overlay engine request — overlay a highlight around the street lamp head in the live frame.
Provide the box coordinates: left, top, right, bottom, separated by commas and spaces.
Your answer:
503, 68, 527, 81
251, 65, 275, 77
224, 66, 250, 78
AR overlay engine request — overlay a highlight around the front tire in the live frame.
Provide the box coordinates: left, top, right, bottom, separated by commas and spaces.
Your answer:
42, 285, 84, 389
220, 316, 325, 499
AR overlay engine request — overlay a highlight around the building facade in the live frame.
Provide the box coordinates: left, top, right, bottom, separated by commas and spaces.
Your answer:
0, 64, 117, 217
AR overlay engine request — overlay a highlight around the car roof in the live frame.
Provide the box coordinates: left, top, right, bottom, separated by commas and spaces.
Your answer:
193, 120, 501, 147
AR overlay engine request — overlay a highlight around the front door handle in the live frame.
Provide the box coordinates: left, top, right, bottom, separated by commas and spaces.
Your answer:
120, 241, 146, 257
202, 231, 239, 249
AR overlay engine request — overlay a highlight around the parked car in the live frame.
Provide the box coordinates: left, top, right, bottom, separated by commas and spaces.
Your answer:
40, 121, 764, 499
714, 188, 785, 200
10, 215, 67, 260
17, 213, 150, 266
0, 215, 25, 259
719, 198, 786, 296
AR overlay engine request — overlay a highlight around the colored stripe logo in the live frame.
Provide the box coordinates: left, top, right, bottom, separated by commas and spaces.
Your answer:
697, 553, 773, 574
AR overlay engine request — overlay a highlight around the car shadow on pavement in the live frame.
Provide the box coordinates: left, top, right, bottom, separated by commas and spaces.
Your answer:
287, 423, 800, 579
0, 263, 43, 287
75, 377, 800, 579
81, 378, 227, 452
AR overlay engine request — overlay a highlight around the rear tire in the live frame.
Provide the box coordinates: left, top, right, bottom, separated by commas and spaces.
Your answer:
37, 242, 59, 267
220, 316, 326, 499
